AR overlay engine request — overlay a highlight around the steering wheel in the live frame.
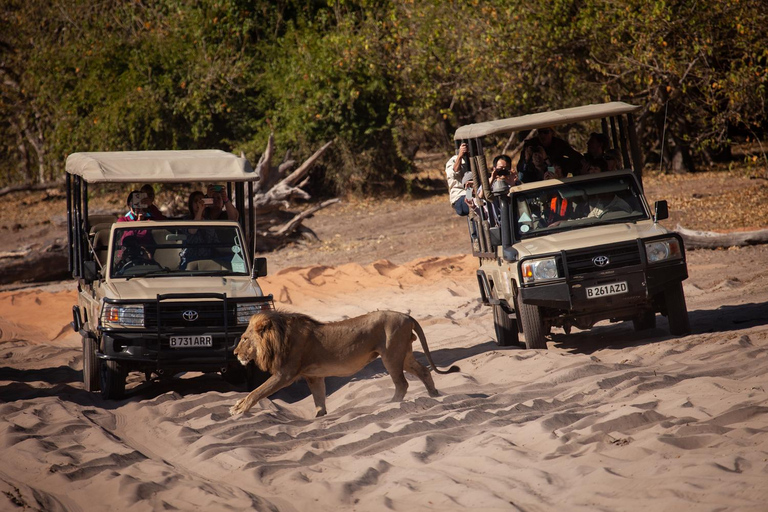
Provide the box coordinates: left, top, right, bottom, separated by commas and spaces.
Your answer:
115, 256, 162, 275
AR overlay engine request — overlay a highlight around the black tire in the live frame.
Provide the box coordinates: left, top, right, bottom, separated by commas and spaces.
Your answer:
493, 304, 519, 346
632, 310, 657, 331
518, 301, 547, 349
82, 335, 100, 392
100, 360, 126, 399
664, 282, 691, 336
245, 362, 270, 391
221, 364, 247, 385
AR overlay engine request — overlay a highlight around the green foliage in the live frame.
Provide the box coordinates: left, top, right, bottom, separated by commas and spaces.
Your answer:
1, 0, 766, 188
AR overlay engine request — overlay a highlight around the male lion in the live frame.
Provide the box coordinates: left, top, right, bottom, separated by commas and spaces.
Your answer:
230, 310, 459, 417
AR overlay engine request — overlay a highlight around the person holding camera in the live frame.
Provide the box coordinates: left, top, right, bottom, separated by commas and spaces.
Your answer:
115, 190, 155, 264
445, 142, 473, 216
205, 184, 239, 221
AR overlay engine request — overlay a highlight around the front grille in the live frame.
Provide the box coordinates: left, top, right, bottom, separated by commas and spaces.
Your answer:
565, 241, 641, 276
145, 301, 235, 330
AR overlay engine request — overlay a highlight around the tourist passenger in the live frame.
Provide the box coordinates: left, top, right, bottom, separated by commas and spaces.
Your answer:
603, 149, 622, 171
115, 190, 155, 264
445, 142, 473, 216
518, 146, 550, 183
517, 127, 586, 179
206, 184, 239, 221
584, 132, 610, 166
180, 190, 220, 268
139, 184, 166, 220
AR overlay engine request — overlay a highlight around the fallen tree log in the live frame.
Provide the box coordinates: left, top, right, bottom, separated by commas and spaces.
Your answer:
0, 180, 65, 198
676, 225, 768, 249
0, 239, 69, 285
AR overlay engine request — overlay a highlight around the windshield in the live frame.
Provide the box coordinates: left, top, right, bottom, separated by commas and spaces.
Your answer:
109, 224, 249, 278
513, 175, 648, 239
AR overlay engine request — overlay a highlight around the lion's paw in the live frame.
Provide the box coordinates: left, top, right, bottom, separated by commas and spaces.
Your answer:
230, 399, 248, 416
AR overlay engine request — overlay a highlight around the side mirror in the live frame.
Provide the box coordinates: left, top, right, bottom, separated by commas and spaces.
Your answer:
653, 200, 669, 223
252, 257, 268, 278
83, 260, 99, 281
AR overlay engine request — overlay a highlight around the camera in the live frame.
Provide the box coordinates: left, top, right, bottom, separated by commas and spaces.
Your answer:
131, 192, 148, 210
202, 197, 215, 206
496, 169, 510, 177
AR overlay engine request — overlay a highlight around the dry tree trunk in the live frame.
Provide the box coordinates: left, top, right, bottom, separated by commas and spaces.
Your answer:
677, 225, 768, 249
249, 136, 337, 249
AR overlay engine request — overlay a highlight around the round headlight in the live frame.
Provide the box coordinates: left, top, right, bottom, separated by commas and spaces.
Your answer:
535, 259, 559, 280
646, 241, 670, 263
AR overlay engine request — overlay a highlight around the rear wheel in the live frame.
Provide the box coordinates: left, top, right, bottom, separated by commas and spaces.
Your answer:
632, 310, 657, 331
245, 362, 271, 391
664, 282, 691, 336
493, 304, 519, 347
82, 335, 100, 392
519, 301, 547, 349
100, 360, 126, 399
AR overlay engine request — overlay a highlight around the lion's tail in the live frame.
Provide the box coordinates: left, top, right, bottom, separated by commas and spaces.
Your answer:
410, 317, 460, 374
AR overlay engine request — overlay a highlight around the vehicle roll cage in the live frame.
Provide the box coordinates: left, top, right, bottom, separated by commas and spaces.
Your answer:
65, 150, 259, 282
453, 102, 644, 260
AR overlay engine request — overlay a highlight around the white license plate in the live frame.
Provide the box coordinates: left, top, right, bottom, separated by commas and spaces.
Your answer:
586, 281, 628, 299
169, 335, 213, 348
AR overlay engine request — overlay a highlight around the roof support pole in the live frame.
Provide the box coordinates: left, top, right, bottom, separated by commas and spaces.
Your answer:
609, 116, 619, 153
468, 140, 492, 254
247, 180, 255, 260
66, 173, 73, 274
627, 114, 645, 189
616, 115, 632, 171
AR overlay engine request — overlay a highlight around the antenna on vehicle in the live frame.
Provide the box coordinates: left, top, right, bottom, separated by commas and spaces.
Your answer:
659, 100, 669, 174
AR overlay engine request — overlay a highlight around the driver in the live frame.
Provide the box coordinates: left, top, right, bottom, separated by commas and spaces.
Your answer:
587, 191, 632, 218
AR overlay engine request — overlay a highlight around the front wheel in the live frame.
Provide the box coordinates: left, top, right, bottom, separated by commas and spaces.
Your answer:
100, 360, 127, 399
82, 335, 100, 392
493, 304, 519, 347
664, 282, 691, 336
518, 301, 547, 349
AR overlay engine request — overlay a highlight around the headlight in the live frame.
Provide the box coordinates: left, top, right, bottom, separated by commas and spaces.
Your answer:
645, 238, 682, 263
521, 257, 560, 284
236, 303, 270, 325
102, 304, 144, 327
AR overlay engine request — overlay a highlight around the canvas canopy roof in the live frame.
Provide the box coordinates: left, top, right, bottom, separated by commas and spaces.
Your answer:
454, 102, 641, 140
65, 150, 256, 183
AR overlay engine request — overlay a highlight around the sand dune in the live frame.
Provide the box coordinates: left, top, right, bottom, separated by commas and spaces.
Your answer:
2, 248, 768, 511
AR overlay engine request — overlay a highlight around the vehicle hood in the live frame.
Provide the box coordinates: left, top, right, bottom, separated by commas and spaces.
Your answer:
514, 221, 671, 257
102, 276, 265, 301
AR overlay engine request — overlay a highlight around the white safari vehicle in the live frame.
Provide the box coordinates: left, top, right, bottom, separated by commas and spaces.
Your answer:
455, 102, 691, 349
66, 150, 272, 398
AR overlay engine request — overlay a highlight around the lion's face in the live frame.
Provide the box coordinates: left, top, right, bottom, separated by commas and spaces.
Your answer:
234, 332, 257, 366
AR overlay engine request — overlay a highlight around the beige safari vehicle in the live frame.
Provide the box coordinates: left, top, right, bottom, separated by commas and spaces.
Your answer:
455, 102, 691, 349
66, 150, 272, 399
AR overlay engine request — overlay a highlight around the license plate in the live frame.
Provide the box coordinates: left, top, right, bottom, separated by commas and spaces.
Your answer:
586, 281, 628, 299
169, 335, 213, 348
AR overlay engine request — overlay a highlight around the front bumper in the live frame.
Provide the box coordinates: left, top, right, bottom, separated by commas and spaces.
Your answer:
520, 259, 688, 312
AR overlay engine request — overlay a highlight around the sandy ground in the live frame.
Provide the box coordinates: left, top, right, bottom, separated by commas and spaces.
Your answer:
1, 236, 768, 510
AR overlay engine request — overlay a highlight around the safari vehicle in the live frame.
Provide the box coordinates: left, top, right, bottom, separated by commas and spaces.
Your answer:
66, 150, 273, 399
455, 102, 691, 349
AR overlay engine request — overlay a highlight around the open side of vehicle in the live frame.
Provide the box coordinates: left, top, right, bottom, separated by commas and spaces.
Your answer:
454, 102, 691, 349
67, 150, 273, 399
